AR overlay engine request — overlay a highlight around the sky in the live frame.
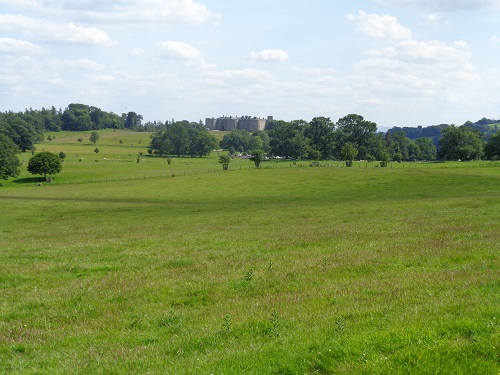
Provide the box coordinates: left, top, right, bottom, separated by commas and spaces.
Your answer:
1, 0, 500, 129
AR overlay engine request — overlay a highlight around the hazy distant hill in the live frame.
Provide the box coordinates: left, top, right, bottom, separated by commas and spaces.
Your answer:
387, 118, 500, 146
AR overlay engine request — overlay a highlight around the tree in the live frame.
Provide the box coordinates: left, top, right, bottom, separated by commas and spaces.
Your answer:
94, 148, 100, 154
304, 116, 335, 159
123, 112, 143, 130
220, 130, 251, 152
190, 130, 218, 158
340, 142, 358, 166
249, 135, 264, 151
167, 122, 190, 157
268, 121, 306, 158
391, 130, 410, 161
5, 118, 38, 152
336, 114, 377, 159
62, 104, 92, 131
218, 154, 231, 170
27, 151, 62, 181
250, 149, 266, 168
438, 125, 484, 161
0, 134, 21, 180
484, 131, 500, 160
378, 150, 391, 167
415, 138, 437, 161
89, 131, 100, 145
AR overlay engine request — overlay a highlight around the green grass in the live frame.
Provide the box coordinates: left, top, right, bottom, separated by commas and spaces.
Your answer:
0, 132, 499, 374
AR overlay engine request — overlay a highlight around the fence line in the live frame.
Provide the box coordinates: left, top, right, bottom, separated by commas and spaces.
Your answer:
15, 159, 500, 188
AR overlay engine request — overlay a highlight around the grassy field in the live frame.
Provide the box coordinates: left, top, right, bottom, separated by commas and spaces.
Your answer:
0, 131, 499, 374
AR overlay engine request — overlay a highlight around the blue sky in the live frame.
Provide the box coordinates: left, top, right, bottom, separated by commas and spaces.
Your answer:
1, 0, 500, 128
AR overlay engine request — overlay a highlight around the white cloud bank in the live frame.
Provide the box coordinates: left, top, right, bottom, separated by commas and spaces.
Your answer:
371, 0, 500, 11
0, 37, 43, 55
0, 14, 112, 46
0, 0, 220, 25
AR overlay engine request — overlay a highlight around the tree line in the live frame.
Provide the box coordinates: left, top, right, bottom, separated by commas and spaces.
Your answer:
218, 114, 439, 163
0, 104, 145, 153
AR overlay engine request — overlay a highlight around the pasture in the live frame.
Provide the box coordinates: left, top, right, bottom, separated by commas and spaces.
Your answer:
0, 131, 499, 374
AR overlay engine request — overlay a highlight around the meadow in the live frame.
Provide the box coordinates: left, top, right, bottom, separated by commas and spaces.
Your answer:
0, 131, 499, 374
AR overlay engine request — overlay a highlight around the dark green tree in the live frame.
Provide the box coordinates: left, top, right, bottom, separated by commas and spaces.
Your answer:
336, 114, 377, 159
123, 112, 143, 130
415, 138, 437, 161
220, 130, 251, 152
0, 134, 21, 180
190, 130, 218, 158
304, 116, 335, 159
27, 151, 62, 181
484, 131, 500, 160
391, 130, 410, 161
148, 129, 171, 156
62, 104, 92, 131
5, 118, 38, 152
269, 121, 307, 158
438, 125, 484, 161
407, 142, 420, 161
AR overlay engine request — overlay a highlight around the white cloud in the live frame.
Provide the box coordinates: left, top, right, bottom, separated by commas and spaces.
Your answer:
128, 48, 143, 58
0, 14, 112, 46
490, 36, 500, 44
371, 0, 500, 11
63, 59, 106, 70
0, 0, 219, 25
0, 37, 43, 55
249, 49, 290, 62
205, 69, 274, 82
156, 41, 215, 70
349, 38, 482, 112
347, 10, 412, 39
366, 39, 471, 63
156, 41, 203, 61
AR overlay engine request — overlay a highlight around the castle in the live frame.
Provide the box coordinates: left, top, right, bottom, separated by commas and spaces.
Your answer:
205, 116, 273, 132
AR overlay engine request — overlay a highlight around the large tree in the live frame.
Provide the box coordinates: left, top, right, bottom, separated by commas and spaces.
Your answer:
415, 138, 437, 161
336, 114, 377, 160
220, 130, 251, 152
484, 131, 500, 160
189, 129, 218, 158
4, 118, 38, 152
27, 151, 62, 181
438, 125, 484, 161
62, 104, 93, 131
304, 116, 335, 159
0, 134, 21, 180
268, 121, 305, 158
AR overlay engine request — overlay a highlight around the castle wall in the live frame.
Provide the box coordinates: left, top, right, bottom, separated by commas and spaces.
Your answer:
205, 116, 268, 132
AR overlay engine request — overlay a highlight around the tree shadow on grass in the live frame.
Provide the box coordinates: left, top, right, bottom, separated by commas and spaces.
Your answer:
12, 177, 46, 184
